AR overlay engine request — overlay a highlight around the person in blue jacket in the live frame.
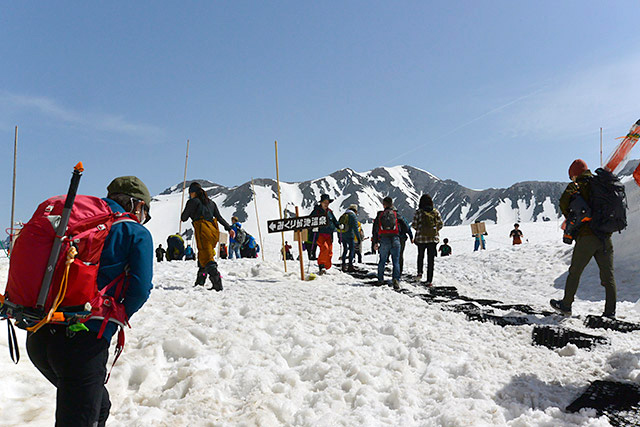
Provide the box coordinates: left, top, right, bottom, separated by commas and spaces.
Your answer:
26, 176, 154, 427
229, 217, 243, 259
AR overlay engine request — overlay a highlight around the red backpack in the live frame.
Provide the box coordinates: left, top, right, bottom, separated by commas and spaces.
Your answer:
1, 194, 138, 365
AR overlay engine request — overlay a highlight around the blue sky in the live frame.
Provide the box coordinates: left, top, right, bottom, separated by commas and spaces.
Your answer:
2, 1, 640, 220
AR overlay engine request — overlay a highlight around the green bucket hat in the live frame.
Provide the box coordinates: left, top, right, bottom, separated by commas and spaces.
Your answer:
107, 176, 152, 207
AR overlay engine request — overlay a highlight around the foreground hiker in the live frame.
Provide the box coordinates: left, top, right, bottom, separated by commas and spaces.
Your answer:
338, 204, 363, 272
551, 159, 618, 317
181, 182, 234, 290
26, 176, 154, 427
510, 223, 523, 245
155, 244, 166, 262
372, 197, 403, 289
412, 194, 443, 285
310, 194, 340, 275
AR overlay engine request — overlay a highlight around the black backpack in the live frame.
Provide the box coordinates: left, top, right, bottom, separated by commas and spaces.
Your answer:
589, 168, 627, 237
378, 210, 399, 235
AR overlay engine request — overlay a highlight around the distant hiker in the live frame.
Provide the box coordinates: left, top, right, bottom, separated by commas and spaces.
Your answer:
310, 194, 340, 275
338, 204, 362, 272
219, 243, 228, 260
229, 217, 244, 259
398, 212, 414, 276
373, 197, 403, 289
551, 159, 618, 317
412, 194, 443, 285
510, 223, 523, 245
166, 233, 185, 261
354, 221, 365, 263
241, 234, 260, 258
282, 241, 294, 261
439, 238, 452, 257
472, 220, 488, 251
26, 176, 154, 427
184, 244, 196, 261
155, 244, 166, 262
181, 182, 234, 291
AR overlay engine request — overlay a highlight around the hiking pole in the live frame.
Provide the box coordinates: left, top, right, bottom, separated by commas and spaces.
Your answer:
9, 126, 17, 254
36, 162, 84, 310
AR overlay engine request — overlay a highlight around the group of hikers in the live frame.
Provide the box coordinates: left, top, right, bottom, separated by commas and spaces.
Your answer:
2, 157, 625, 425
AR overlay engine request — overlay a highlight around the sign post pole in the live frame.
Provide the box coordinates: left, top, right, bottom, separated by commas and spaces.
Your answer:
295, 206, 305, 280
275, 141, 287, 272
179, 139, 190, 234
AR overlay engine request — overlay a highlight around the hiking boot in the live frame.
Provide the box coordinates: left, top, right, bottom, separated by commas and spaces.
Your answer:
602, 312, 616, 319
194, 268, 207, 287
341, 264, 348, 272
392, 279, 400, 290
550, 299, 571, 316
425, 282, 433, 288
205, 262, 223, 292
415, 274, 423, 281
375, 281, 385, 287
347, 264, 357, 272
319, 264, 327, 275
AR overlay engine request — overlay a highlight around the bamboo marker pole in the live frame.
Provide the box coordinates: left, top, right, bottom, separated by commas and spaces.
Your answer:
295, 206, 305, 280
600, 127, 603, 167
179, 139, 190, 234
251, 178, 265, 261
9, 126, 17, 254
275, 140, 287, 272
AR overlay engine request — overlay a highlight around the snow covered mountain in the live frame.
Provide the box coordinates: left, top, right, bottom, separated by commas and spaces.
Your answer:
158, 166, 566, 227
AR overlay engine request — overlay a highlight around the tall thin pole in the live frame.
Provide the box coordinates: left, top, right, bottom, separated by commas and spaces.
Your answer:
251, 178, 265, 261
275, 140, 287, 272
179, 139, 190, 234
9, 126, 17, 254
295, 206, 305, 280
600, 127, 603, 167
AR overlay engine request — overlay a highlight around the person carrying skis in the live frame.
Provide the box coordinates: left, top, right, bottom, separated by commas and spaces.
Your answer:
510, 223, 523, 245
551, 159, 617, 317
181, 182, 234, 291
412, 194, 443, 286
26, 176, 154, 427
338, 204, 362, 272
310, 194, 340, 275
155, 244, 166, 262
438, 238, 452, 257
229, 217, 243, 259
372, 197, 403, 289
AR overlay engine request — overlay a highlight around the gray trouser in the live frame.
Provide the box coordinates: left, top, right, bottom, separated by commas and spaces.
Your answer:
563, 234, 616, 314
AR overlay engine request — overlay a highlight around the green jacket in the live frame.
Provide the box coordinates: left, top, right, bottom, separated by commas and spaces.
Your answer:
559, 170, 593, 237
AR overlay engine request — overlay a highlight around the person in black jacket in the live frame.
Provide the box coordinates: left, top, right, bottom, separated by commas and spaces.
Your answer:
181, 182, 234, 290
155, 244, 166, 262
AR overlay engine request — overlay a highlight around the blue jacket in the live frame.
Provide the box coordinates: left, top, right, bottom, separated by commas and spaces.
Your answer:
230, 223, 242, 244
311, 205, 340, 235
340, 210, 361, 241
84, 198, 154, 342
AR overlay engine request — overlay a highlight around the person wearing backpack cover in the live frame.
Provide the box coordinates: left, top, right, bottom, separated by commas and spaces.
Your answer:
372, 197, 404, 289
26, 176, 154, 427
551, 159, 619, 317
310, 194, 340, 275
338, 204, 362, 272
229, 217, 244, 259
181, 182, 234, 291
412, 194, 443, 285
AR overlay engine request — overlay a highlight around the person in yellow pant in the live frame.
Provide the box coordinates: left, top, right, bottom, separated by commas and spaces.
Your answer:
181, 182, 234, 291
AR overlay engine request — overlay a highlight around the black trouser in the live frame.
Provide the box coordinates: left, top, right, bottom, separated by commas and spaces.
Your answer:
417, 242, 437, 283
27, 325, 111, 427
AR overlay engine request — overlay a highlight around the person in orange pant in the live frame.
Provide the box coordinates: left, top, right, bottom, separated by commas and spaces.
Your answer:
310, 194, 340, 275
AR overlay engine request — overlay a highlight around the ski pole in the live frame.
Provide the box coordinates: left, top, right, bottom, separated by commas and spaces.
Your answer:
36, 162, 84, 310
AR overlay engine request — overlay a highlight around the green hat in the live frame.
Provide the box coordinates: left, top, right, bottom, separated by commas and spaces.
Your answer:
107, 176, 152, 206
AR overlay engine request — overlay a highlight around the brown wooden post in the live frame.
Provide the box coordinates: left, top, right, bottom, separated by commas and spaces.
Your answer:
295, 206, 305, 280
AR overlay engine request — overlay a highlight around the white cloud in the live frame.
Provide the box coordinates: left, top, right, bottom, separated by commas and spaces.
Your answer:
1, 93, 164, 140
